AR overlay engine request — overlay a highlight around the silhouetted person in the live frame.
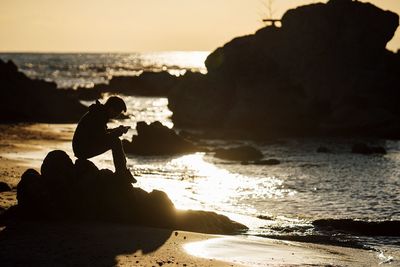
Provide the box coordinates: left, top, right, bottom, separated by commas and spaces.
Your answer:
73, 96, 136, 183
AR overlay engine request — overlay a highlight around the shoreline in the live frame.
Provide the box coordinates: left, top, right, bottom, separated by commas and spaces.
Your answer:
0, 123, 391, 266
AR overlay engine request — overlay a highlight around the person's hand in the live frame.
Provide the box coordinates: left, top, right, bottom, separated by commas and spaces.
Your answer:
118, 125, 130, 135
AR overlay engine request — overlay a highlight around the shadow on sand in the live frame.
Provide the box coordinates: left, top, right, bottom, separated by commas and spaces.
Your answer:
0, 221, 172, 266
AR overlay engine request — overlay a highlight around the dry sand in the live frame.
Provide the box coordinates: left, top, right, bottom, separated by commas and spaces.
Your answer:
0, 123, 385, 266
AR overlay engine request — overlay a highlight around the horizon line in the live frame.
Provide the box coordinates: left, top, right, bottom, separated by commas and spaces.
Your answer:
0, 50, 212, 54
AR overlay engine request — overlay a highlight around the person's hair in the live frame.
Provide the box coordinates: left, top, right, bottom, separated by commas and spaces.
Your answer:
104, 96, 127, 113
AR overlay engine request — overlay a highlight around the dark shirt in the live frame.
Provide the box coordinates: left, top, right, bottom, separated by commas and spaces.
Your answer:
72, 101, 109, 158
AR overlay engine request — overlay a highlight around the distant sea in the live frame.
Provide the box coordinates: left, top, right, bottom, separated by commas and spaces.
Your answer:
0, 52, 209, 89
1, 52, 400, 263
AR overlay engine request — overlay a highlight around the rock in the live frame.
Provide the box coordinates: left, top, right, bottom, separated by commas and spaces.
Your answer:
75, 158, 99, 179
351, 143, 386, 155
214, 145, 263, 161
0, 182, 11, 192
313, 218, 400, 236
99, 71, 178, 97
175, 209, 247, 234
0, 59, 86, 123
13, 150, 247, 234
123, 121, 199, 155
65, 86, 103, 101
168, 0, 400, 139
41, 150, 75, 187
16, 169, 46, 209
317, 147, 331, 153
253, 159, 281, 165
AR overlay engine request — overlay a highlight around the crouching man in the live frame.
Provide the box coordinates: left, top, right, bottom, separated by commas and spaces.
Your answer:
72, 96, 136, 183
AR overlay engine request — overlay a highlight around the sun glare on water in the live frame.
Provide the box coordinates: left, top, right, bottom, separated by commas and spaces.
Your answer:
135, 153, 294, 215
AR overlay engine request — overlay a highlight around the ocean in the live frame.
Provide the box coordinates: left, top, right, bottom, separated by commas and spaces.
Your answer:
1, 52, 399, 263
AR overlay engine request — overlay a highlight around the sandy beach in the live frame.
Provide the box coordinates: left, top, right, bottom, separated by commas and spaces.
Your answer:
0, 123, 391, 266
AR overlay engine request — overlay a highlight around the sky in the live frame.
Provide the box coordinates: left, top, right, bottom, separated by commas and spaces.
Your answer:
0, 0, 399, 52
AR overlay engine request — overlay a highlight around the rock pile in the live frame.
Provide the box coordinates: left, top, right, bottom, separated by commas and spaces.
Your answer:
13, 150, 246, 234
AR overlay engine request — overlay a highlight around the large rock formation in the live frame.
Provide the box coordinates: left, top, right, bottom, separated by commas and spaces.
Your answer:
0, 60, 86, 123
168, 0, 400, 139
11, 150, 246, 234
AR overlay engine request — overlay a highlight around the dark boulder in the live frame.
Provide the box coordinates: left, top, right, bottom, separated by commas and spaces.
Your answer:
41, 150, 75, 187
0, 182, 11, 192
0, 60, 86, 123
168, 0, 400, 139
241, 158, 280, 165
65, 86, 103, 101
74, 158, 99, 179
313, 218, 400, 236
16, 169, 46, 210
253, 159, 281, 165
13, 150, 247, 234
351, 143, 386, 155
123, 121, 199, 155
214, 145, 263, 161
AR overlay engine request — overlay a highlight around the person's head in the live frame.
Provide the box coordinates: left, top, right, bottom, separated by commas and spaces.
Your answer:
104, 96, 127, 118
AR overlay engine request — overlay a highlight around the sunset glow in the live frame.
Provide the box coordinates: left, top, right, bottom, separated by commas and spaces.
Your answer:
1, 0, 399, 52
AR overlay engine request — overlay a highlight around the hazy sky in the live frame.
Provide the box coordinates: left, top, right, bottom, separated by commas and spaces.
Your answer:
0, 0, 399, 52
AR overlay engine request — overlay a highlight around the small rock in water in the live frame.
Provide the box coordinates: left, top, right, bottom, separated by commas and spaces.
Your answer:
253, 159, 281, 165
257, 215, 274, 220
351, 143, 386, 155
317, 146, 331, 153
214, 145, 263, 161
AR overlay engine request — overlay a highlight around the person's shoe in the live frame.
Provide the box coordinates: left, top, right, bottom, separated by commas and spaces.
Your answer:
116, 168, 137, 184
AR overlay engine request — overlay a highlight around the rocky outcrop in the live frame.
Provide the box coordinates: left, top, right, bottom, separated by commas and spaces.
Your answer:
71, 71, 179, 100
12, 150, 246, 234
0, 60, 86, 123
168, 0, 400, 139
123, 121, 199, 156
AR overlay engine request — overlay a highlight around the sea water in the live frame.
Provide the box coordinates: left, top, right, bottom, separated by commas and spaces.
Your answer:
2, 52, 399, 263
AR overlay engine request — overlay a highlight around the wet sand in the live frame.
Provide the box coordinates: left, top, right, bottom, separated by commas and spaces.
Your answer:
0, 123, 384, 266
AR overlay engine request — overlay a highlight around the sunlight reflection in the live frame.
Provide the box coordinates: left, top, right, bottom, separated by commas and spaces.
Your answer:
135, 153, 294, 215
140, 51, 209, 74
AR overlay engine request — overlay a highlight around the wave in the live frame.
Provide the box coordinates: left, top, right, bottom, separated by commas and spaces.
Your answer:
253, 217, 400, 250
254, 234, 366, 249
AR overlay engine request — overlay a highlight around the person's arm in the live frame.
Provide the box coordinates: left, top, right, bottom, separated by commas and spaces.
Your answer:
107, 126, 130, 138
